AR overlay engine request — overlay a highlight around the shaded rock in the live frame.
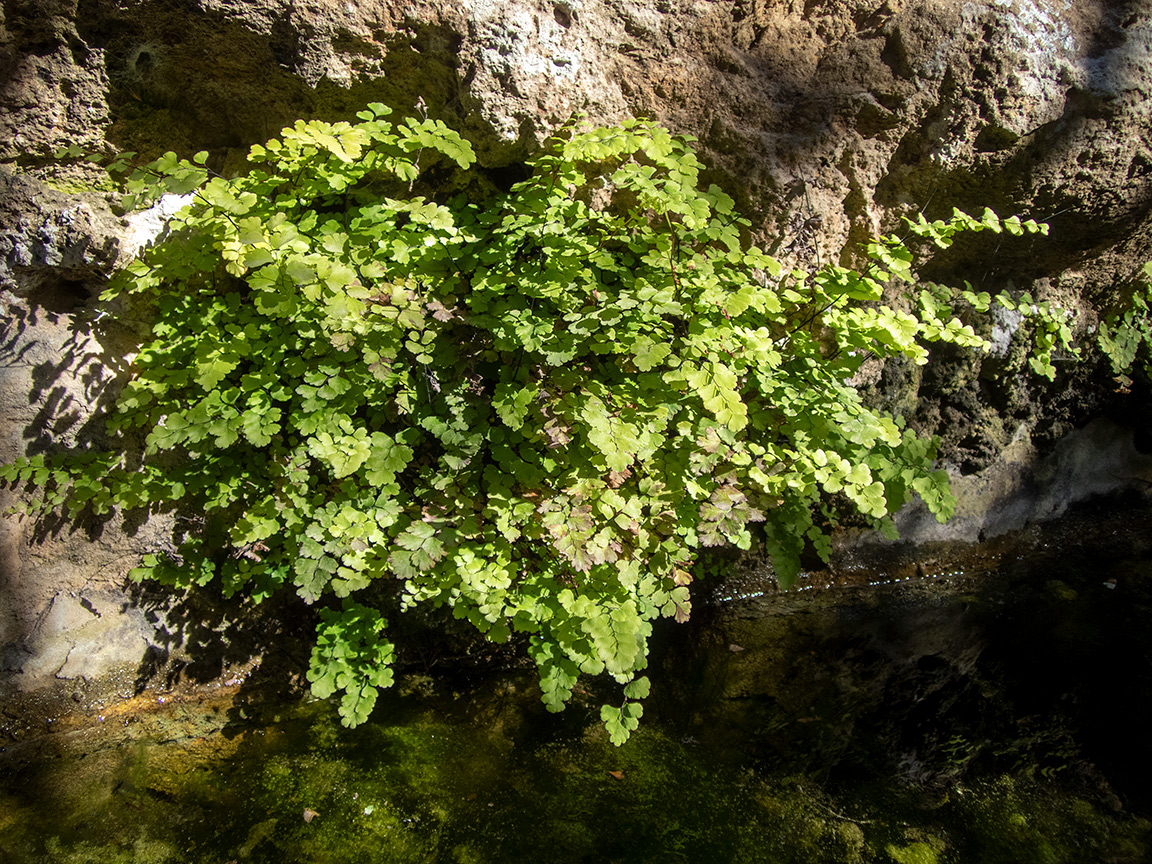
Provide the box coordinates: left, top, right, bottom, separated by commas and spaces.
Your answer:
0, 0, 110, 159
889, 417, 1152, 544
0, 168, 122, 302
0, 292, 168, 697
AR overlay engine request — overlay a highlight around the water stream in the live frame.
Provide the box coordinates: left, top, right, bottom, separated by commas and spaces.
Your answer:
1, 498, 1150, 862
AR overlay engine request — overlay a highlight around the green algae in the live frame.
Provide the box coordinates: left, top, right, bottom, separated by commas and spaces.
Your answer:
0, 684, 1147, 863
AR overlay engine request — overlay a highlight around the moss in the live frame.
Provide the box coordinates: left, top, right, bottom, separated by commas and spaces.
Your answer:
832, 822, 867, 864
950, 776, 1150, 864
2, 697, 1149, 864
0, 152, 118, 197
1045, 579, 1079, 602
40, 836, 176, 864
886, 838, 945, 864
36, 167, 117, 195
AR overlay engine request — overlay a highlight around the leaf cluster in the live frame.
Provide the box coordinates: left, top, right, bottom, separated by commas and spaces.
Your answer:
0, 107, 1071, 742
1098, 262, 1152, 388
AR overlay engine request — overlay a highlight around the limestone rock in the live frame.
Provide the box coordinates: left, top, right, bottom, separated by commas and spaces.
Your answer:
0, 167, 122, 301
0, 291, 168, 696
16, 589, 157, 687
0, 0, 110, 159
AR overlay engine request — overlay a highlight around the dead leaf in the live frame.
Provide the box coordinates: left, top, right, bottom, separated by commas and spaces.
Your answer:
606, 468, 632, 488
728, 643, 745, 653
303, 808, 319, 823
542, 416, 572, 448
241, 541, 269, 562
426, 298, 458, 322
607, 770, 625, 781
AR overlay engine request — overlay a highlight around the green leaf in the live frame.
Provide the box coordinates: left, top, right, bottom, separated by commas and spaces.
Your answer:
601, 701, 643, 746
295, 553, 338, 603
623, 676, 651, 699
285, 257, 315, 286
683, 361, 747, 432
307, 600, 395, 727
307, 428, 372, 478
632, 337, 671, 371
582, 602, 644, 682
493, 381, 536, 431
364, 433, 413, 486
582, 396, 642, 472
394, 520, 446, 572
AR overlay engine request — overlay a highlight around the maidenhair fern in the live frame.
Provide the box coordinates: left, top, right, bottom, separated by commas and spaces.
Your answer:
3, 105, 1061, 742
1099, 262, 1152, 386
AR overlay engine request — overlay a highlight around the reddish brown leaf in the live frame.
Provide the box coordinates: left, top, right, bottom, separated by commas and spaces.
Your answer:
606, 468, 632, 488
426, 298, 458, 322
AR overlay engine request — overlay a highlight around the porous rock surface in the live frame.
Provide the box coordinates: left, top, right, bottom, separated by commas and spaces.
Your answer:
2, 0, 1151, 698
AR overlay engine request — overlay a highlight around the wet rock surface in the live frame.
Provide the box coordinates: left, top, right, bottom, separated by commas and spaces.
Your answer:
663, 497, 1152, 802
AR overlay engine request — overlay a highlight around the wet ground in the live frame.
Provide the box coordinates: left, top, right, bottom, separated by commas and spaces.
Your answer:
1, 497, 1150, 863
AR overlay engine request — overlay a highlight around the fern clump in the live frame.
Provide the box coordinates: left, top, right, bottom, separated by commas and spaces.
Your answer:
1, 105, 1051, 742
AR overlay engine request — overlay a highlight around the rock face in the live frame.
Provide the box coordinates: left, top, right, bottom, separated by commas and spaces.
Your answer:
2, 0, 1151, 694
0, 300, 173, 697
